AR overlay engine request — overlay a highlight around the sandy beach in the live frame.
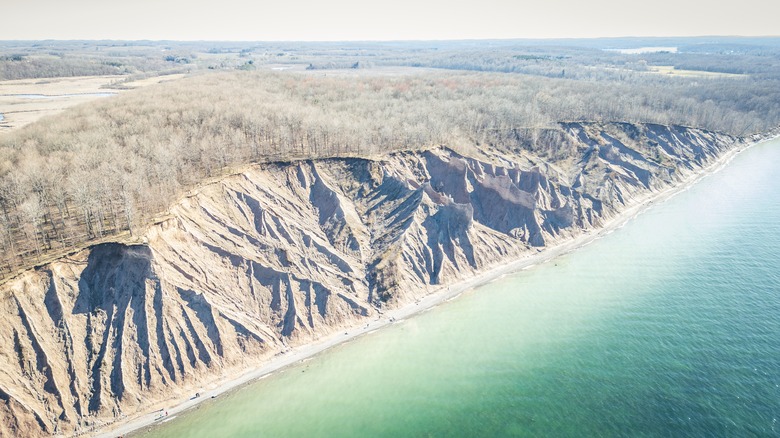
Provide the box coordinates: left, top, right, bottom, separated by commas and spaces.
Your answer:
94, 133, 777, 438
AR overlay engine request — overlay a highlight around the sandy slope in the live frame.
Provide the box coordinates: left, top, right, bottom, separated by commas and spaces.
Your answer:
100, 131, 776, 438
0, 122, 756, 437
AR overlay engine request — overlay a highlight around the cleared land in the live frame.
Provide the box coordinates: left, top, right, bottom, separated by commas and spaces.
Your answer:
0, 74, 187, 132
648, 65, 746, 78
0, 76, 119, 132
118, 73, 188, 89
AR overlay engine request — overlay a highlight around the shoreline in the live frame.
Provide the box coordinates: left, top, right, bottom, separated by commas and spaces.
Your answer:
95, 133, 777, 438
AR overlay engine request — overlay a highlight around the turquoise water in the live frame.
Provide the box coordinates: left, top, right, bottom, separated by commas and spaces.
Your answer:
138, 140, 780, 437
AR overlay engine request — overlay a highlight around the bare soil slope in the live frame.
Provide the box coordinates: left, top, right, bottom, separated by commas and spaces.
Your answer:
0, 123, 739, 436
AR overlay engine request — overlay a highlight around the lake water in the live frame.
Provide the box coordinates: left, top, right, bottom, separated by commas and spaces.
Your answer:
137, 139, 780, 437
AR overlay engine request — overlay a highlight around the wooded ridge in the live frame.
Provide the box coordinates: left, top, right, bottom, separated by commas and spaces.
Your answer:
2, 39, 780, 279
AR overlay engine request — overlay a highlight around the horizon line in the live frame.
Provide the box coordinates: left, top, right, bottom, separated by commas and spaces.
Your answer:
2, 35, 780, 44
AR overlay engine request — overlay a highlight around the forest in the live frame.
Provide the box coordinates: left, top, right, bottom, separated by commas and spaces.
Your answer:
1, 37, 780, 279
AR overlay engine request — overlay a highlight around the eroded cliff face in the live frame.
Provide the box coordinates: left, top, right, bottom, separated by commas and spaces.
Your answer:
0, 123, 739, 436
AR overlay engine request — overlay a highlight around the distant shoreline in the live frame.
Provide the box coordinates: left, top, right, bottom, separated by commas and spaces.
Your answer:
95, 132, 778, 438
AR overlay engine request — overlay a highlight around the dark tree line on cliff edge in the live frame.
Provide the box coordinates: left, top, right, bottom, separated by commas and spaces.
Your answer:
1, 67, 780, 278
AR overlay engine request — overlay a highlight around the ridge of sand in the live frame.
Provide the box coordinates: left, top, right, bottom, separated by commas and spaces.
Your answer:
94, 133, 779, 438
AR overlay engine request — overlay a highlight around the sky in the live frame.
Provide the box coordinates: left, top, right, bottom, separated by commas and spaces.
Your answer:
1, 0, 778, 41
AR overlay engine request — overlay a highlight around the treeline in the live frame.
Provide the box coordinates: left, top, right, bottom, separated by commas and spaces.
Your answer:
374, 48, 656, 81
0, 43, 189, 80
1, 69, 780, 277
639, 51, 780, 77
0, 56, 127, 80
368, 45, 780, 81
4, 39, 780, 83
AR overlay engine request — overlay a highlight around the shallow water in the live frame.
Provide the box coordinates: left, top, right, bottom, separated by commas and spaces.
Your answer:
138, 139, 780, 437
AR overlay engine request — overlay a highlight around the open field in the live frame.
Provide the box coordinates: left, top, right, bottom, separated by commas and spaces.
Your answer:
0, 75, 120, 132
0, 74, 188, 132
297, 65, 441, 77
648, 65, 746, 78
119, 73, 188, 89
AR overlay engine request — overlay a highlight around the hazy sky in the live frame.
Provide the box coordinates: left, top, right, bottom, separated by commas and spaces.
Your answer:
1, 0, 778, 41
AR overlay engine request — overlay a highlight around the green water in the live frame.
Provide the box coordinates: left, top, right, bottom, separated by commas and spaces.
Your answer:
139, 140, 780, 437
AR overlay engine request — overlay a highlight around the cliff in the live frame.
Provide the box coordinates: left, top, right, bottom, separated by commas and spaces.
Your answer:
0, 122, 739, 436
